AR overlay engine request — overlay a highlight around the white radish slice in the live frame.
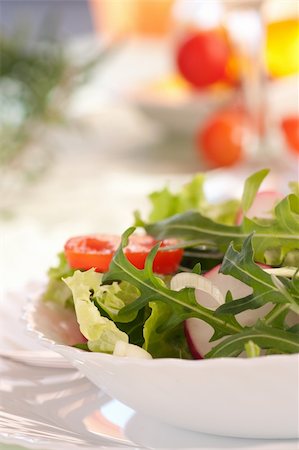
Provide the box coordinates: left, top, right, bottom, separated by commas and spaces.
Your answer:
236, 190, 284, 225
171, 272, 225, 359
183, 265, 272, 358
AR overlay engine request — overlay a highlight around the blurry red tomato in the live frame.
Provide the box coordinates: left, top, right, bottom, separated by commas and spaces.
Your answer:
176, 30, 231, 89
281, 116, 299, 154
196, 110, 249, 167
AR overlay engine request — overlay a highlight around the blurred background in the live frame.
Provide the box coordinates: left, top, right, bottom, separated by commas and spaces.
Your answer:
0, 0, 298, 291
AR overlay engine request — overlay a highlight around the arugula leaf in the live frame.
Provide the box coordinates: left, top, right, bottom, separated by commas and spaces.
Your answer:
143, 301, 193, 358
144, 194, 299, 265
145, 210, 242, 251
115, 306, 150, 348
209, 237, 299, 356
103, 228, 242, 358
241, 168, 269, 213
206, 321, 299, 358
215, 235, 299, 317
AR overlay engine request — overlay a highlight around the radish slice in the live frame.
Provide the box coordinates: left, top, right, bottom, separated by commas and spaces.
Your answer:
183, 265, 272, 358
170, 271, 226, 359
236, 190, 283, 225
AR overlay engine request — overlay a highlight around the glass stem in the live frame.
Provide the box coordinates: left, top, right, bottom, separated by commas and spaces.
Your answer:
225, 0, 268, 159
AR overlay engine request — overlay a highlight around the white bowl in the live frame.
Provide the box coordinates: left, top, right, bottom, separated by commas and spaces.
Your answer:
24, 293, 299, 440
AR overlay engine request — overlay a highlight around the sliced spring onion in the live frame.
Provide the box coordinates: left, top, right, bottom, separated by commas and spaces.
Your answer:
263, 267, 299, 278
170, 272, 225, 305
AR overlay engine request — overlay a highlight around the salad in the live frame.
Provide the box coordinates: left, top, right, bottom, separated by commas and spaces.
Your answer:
42, 169, 299, 360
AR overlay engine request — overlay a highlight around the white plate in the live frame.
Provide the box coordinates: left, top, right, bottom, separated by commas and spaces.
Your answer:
0, 357, 298, 450
0, 282, 72, 368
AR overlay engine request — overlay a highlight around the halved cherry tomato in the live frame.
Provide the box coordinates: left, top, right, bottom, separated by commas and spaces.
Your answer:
64, 234, 183, 275
176, 30, 231, 89
281, 116, 299, 154
196, 110, 250, 167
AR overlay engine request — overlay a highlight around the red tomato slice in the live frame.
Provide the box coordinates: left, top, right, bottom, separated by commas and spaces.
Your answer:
64, 234, 183, 275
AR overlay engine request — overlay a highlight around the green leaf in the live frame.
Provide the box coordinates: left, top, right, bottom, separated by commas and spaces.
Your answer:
93, 280, 140, 323
137, 173, 240, 227
241, 168, 269, 213
289, 192, 299, 214
103, 228, 242, 350
115, 306, 151, 348
206, 321, 299, 358
289, 181, 299, 197
145, 211, 242, 252
192, 262, 202, 274
244, 340, 261, 357
215, 236, 299, 316
148, 186, 179, 222
143, 301, 193, 358
147, 174, 205, 223
203, 199, 240, 226
263, 303, 290, 328
42, 253, 74, 307
288, 324, 299, 334
73, 343, 89, 351
63, 270, 128, 353
283, 250, 299, 267
145, 194, 299, 265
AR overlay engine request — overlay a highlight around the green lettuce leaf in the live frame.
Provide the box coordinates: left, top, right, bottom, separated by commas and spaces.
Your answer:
138, 173, 239, 226
63, 270, 128, 353
92, 280, 149, 348
63, 269, 149, 349
147, 174, 205, 223
92, 280, 140, 322
42, 253, 74, 307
